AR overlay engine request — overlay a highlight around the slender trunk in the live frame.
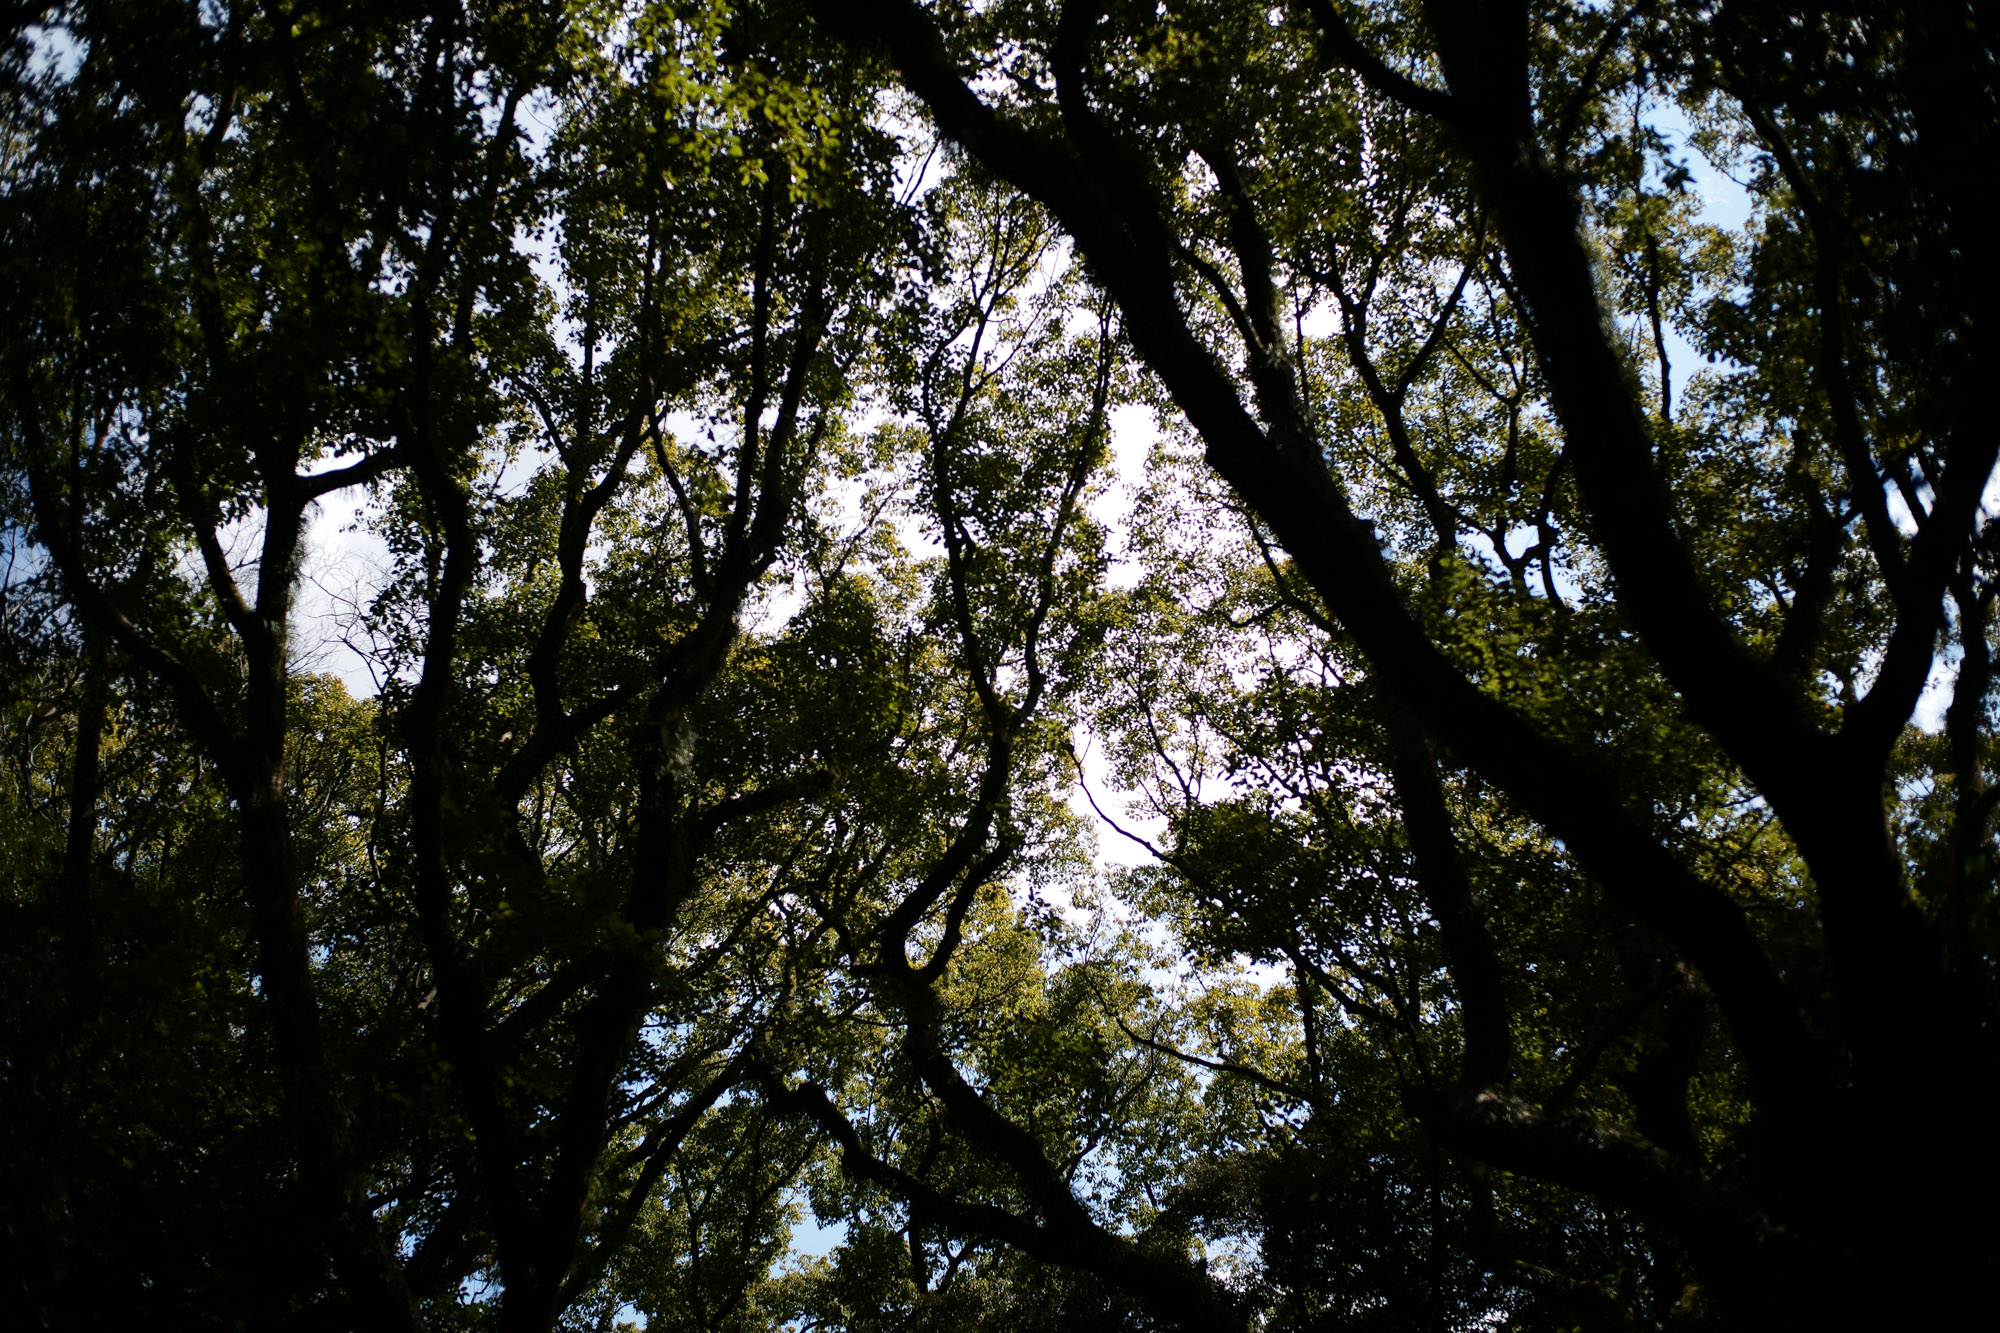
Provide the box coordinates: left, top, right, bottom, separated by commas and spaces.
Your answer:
236, 562, 427, 1331
62, 628, 106, 994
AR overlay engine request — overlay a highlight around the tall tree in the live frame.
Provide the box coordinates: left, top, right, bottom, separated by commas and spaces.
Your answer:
804, 0, 2000, 1325
5, 2, 571, 1322
2, 1, 917, 1326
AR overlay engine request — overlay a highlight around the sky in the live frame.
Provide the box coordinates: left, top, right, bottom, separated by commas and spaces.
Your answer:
275, 91, 1976, 900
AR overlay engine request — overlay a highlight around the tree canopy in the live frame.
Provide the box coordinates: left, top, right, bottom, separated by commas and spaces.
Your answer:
3, 1, 1994, 1330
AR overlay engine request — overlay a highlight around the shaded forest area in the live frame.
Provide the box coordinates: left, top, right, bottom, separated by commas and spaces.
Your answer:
4, 1, 1995, 1329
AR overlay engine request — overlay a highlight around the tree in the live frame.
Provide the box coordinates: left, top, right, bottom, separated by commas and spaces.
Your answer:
5, 1, 569, 1321
796, 0, 2000, 1326
6, 4, 1143, 1328
3, 1, 920, 1326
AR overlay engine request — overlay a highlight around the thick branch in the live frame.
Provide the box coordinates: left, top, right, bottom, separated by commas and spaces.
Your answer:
809, 0, 1834, 1146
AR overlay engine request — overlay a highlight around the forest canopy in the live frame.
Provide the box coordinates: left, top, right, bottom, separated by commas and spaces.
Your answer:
3, 1, 1995, 1330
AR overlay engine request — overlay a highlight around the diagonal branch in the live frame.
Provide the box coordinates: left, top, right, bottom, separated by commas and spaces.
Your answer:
807, 0, 1834, 1148
1300, 0, 1462, 123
